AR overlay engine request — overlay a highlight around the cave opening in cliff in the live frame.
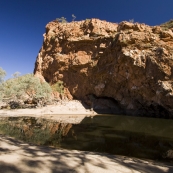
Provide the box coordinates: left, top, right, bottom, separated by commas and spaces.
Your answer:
86, 94, 123, 114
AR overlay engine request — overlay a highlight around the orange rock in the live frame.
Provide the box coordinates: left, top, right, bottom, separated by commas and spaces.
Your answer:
34, 19, 173, 117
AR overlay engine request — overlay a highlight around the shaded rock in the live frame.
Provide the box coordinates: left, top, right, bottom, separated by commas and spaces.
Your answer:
163, 150, 173, 159
8, 101, 22, 109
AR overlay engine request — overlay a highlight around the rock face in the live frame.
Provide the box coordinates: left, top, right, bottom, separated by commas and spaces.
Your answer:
34, 19, 173, 118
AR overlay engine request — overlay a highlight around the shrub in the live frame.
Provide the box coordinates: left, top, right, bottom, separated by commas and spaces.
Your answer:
51, 81, 64, 95
56, 17, 67, 23
72, 14, 76, 21
160, 19, 173, 30
0, 74, 52, 102
0, 67, 6, 83
12, 71, 21, 78
129, 19, 134, 23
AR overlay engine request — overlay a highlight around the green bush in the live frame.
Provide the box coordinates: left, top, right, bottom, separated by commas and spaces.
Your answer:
72, 14, 76, 21
51, 81, 64, 95
0, 74, 52, 101
160, 19, 173, 30
56, 17, 67, 23
0, 67, 6, 83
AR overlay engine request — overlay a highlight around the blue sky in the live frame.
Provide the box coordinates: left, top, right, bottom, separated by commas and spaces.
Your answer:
0, 0, 173, 79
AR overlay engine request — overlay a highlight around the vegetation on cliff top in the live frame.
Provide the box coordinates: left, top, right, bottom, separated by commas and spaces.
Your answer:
160, 19, 173, 30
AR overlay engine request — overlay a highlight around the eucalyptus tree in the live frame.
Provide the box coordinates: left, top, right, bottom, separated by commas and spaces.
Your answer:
0, 67, 6, 83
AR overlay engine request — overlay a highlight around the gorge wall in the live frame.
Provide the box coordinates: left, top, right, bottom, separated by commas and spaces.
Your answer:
34, 19, 173, 118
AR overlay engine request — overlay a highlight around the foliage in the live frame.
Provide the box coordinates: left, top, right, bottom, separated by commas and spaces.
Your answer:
160, 19, 173, 30
51, 81, 64, 95
85, 19, 90, 23
72, 14, 76, 21
129, 19, 134, 23
0, 67, 6, 83
56, 17, 67, 23
12, 71, 21, 78
0, 74, 52, 101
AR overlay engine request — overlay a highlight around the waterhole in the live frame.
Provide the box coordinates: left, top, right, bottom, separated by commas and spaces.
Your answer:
0, 115, 173, 162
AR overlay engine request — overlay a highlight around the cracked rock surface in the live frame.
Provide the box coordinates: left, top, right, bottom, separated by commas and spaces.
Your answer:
34, 19, 173, 118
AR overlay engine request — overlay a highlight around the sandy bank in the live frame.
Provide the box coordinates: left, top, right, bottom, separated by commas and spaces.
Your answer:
0, 100, 96, 123
0, 134, 172, 173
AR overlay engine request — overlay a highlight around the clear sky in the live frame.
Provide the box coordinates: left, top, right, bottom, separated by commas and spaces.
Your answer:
0, 0, 173, 79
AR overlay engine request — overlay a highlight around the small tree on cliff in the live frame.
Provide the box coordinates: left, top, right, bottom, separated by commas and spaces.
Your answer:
72, 14, 76, 21
56, 17, 67, 23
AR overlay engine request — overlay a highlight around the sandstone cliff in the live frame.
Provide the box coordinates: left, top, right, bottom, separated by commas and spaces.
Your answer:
34, 19, 173, 118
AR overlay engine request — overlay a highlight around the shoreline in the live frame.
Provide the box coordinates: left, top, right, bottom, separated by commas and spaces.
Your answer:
0, 100, 97, 123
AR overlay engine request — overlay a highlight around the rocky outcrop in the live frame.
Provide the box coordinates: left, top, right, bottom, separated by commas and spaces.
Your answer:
34, 19, 173, 118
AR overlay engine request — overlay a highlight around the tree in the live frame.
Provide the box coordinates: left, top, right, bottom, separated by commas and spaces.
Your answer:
0, 67, 6, 83
12, 71, 21, 78
0, 73, 52, 101
56, 17, 67, 23
129, 19, 134, 23
72, 14, 76, 21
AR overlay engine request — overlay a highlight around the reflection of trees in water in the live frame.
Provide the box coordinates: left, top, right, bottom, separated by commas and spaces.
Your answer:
0, 117, 72, 147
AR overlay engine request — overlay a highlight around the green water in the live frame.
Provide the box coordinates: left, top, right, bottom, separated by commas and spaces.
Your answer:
0, 115, 173, 162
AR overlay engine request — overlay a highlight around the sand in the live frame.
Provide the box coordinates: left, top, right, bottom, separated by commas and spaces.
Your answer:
0, 135, 173, 173
0, 100, 95, 124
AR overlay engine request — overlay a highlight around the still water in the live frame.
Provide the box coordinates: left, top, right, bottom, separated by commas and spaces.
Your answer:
0, 115, 173, 162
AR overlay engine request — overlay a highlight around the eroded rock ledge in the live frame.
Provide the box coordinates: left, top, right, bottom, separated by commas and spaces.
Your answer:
34, 19, 173, 118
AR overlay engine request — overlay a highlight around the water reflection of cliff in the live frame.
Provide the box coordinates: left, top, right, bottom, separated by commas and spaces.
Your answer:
0, 115, 173, 162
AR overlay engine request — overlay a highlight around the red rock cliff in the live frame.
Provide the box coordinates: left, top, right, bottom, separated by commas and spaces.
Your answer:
34, 19, 173, 118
